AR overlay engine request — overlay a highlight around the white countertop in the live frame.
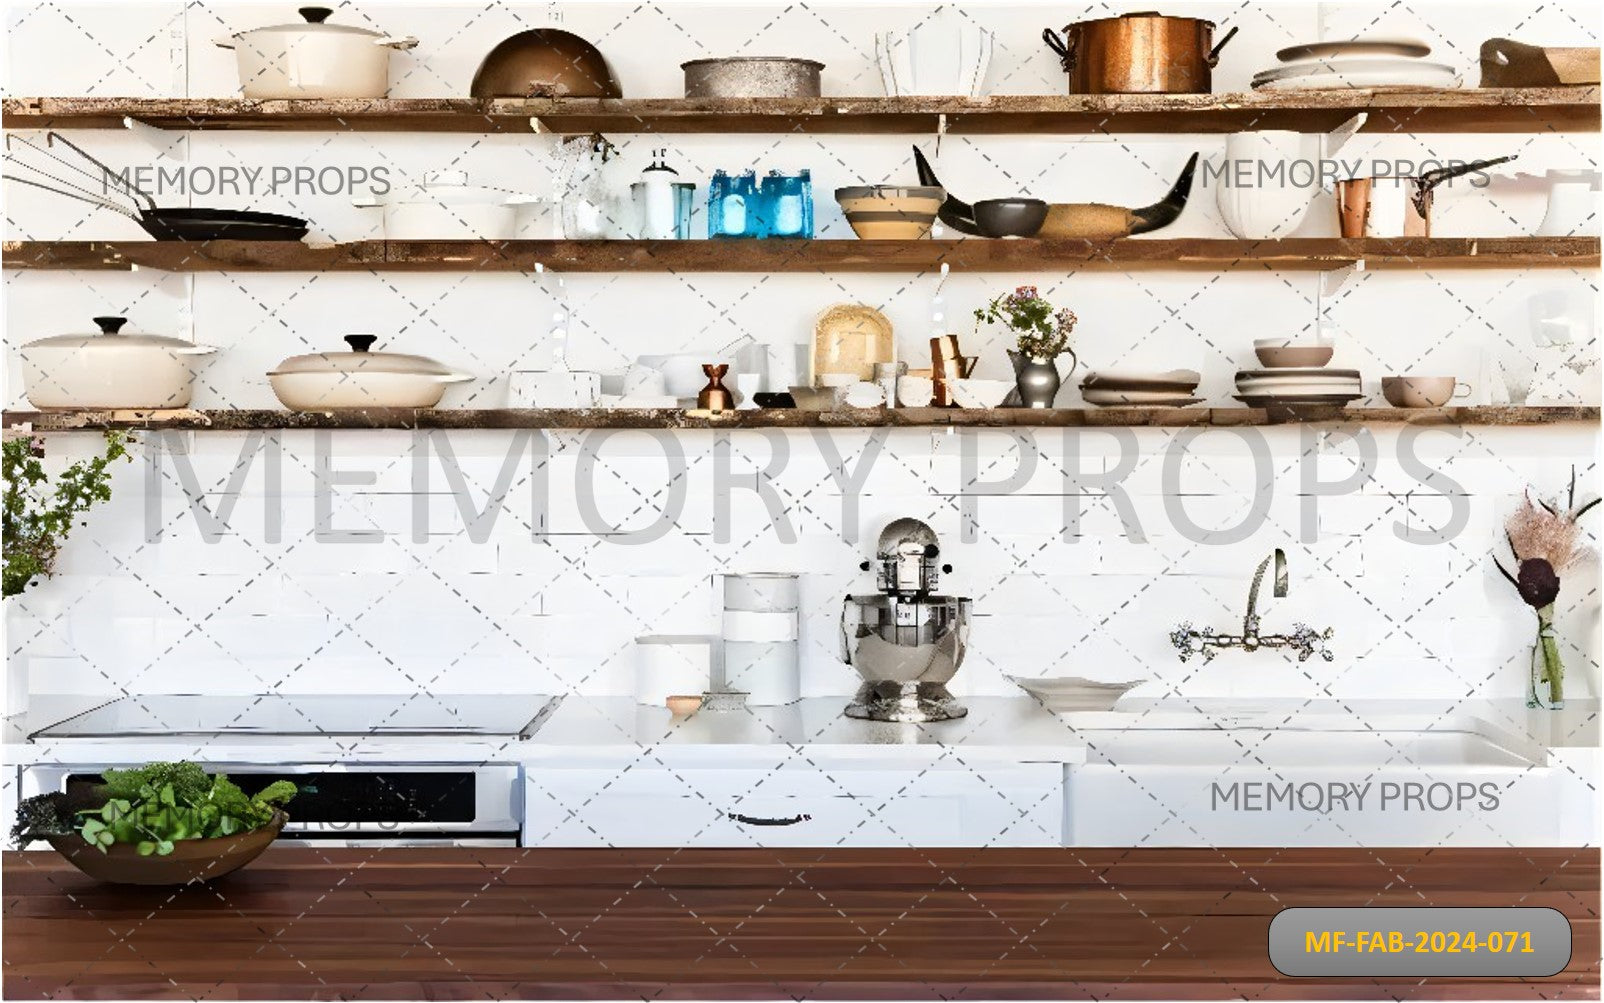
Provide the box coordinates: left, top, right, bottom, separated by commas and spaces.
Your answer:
520, 695, 1087, 768
5, 695, 1595, 769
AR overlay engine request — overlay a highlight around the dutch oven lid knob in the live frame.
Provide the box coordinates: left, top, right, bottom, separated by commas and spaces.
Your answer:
299, 6, 333, 23
344, 334, 378, 353
93, 316, 128, 335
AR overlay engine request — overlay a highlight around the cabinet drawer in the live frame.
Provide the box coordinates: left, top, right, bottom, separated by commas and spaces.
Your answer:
525, 764, 1063, 847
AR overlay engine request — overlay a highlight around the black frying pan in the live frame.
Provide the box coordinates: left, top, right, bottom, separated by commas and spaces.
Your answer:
4, 132, 309, 242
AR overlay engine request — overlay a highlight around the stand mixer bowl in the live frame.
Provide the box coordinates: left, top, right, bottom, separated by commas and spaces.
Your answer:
841, 593, 970, 722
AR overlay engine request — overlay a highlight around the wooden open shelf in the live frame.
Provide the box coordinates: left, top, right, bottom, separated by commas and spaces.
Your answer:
4, 237, 1597, 273
5, 406, 1596, 433
4, 89, 1599, 134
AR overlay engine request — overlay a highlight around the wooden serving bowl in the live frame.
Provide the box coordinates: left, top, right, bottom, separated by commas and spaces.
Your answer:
45, 811, 287, 885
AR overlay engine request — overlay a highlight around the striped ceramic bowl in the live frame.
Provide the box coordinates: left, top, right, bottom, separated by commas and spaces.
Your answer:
835, 185, 945, 239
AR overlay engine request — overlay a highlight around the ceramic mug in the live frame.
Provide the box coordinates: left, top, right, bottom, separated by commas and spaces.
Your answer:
1382, 376, 1472, 408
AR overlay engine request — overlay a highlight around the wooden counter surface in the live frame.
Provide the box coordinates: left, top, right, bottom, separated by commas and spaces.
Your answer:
3, 847, 1598, 1000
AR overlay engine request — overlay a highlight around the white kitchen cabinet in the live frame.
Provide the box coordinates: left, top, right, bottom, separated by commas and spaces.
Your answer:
523, 761, 1065, 847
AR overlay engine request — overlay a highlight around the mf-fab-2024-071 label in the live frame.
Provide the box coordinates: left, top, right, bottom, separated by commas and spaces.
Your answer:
1268, 908, 1571, 977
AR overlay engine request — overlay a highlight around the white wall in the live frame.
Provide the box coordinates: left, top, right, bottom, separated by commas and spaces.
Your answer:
3, 1, 1599, 709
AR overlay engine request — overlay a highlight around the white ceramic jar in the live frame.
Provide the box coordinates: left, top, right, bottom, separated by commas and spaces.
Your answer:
218, 7, 418, 99
268, 335, 472, 410
20, 316, 217, 410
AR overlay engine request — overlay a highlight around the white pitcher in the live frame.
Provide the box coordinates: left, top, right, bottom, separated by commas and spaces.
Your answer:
1216, 114, 1366, 240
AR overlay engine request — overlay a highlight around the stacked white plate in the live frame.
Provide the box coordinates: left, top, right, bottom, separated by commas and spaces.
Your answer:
1080, 368, 1203, 408
1235, 367, 1363, 408
1252, 37, 1459, 90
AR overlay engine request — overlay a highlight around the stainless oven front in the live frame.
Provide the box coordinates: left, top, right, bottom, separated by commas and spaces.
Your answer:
24, 763, 523, 847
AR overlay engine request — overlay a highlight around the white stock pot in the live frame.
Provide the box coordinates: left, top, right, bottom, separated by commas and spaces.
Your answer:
268, 335, 473, 410
20, 316, 217, 410
218, 6, 418, 99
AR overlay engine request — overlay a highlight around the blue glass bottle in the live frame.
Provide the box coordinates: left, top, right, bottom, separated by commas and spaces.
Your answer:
707, 170, 731, 238
764, 170, 813, 239
732, 170, 761, 238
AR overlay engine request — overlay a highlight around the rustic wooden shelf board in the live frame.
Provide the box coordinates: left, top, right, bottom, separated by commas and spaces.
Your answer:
5, 406, 1596, 432
4, 89, 1599, 133
4, 237, 1597, 273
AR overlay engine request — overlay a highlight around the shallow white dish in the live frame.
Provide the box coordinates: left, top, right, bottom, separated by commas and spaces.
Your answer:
1081, 388, 1204, 406
949, 378, 1014, 409
1009, 676, 1146, 712
1081, 368, 1201, 389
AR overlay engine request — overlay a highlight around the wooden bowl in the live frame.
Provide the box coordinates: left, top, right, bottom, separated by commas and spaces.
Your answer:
45, 811, 287, 885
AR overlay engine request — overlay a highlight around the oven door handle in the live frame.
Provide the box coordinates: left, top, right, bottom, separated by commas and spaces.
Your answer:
727, 812, 812, 827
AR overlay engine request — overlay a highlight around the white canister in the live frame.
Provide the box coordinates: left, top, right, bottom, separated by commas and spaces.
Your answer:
722, 609, 798, 643
723, 573, 800, 612
723, 640, 800, 705
634, 635, 713, 705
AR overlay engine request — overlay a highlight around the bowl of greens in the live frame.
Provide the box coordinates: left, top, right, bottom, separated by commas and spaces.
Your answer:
12, 762, 297, 885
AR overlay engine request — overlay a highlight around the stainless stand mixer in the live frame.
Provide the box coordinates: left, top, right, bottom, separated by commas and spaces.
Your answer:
841, 518, 971, 723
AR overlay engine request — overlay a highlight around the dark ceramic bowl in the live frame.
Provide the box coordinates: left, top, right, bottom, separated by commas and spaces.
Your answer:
45, 811, 287, 885
973, 198, 1048, 238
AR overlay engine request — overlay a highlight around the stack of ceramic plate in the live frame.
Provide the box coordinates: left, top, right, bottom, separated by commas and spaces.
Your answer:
1252, 37, 1459, 90
1080, 369, 1202, 407
1234, 367, 1363, 409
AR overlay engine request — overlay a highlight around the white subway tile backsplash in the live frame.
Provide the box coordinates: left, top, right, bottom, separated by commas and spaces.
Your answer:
4, 1, 1599, 709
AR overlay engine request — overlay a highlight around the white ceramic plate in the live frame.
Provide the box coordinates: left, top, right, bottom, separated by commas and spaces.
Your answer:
1081, 389, 1205, 406
1082, 368, 1201, 388
1236, 367, 1360, 378
1254, 59, 1459, 90
1276, 38, 1432, 62
1009, 675, 1146, 712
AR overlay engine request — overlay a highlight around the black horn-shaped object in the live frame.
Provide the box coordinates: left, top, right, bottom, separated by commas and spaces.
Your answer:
912, 144, 981, 236
916, 145, 1200, 239
1130, 151, 1200, 234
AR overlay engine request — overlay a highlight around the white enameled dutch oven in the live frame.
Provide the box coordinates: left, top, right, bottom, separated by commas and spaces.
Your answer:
218, 6, 419, 99
355, 171, 540, 240
20, 316, 217, 410
268, 335, 473, 410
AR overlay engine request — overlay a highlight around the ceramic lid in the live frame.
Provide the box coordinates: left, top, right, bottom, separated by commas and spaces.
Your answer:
241, 6, 385, 37
269, 335, 458, 376
24, 316, 199, 351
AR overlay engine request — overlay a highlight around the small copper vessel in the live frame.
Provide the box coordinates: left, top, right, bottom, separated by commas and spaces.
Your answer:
697, 364, 733, 412
929, 336, 976, 407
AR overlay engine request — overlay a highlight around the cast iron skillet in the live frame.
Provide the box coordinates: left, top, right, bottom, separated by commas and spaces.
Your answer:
4, 131, 309, 241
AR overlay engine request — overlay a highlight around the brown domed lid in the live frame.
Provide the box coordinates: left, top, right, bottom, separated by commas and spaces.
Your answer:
470, 29, 622, 99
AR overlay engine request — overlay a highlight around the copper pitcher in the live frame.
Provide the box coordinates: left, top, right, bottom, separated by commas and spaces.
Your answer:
1043, 12, 1237, 94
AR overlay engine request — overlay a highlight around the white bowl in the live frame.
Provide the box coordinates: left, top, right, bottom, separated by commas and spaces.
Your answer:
948, 378, 1014, 409
1009, 676, 1146, 712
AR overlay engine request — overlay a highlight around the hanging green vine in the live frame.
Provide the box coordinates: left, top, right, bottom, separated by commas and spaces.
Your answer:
2, 431, 131, 598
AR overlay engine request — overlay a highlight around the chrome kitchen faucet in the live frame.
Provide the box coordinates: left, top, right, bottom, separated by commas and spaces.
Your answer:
1169, 549, 1334, 663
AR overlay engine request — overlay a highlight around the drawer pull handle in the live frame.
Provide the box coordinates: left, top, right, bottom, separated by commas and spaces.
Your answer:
728, 812, 812, 827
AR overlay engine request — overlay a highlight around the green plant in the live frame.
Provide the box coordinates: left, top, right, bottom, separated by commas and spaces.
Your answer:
2, 431, 130, 598
973, 285, 1078, 360
10, 763, 297, 856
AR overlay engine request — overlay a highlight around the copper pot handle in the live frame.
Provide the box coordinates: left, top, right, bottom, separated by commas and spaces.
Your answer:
1041, 28, 1077, 71
1207, 25, 1240, 67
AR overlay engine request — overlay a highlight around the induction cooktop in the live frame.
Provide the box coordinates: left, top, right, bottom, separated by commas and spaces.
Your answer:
28, 693, 561, 741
